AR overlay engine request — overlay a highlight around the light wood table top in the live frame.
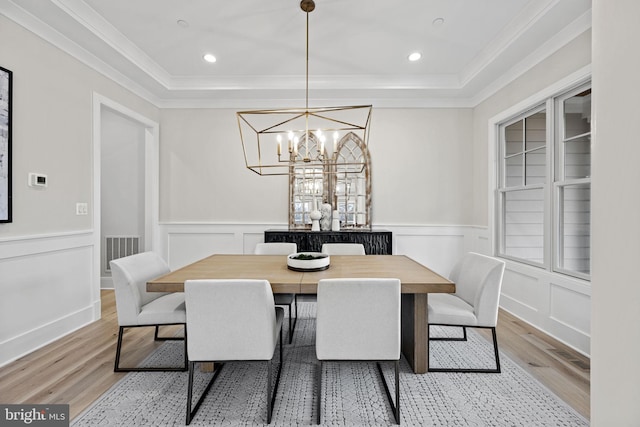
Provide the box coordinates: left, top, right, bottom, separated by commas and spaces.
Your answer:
147, 254, 302, 294
298, 255, 453, 294
147, 254, 454, 295
147, 253, 454, 374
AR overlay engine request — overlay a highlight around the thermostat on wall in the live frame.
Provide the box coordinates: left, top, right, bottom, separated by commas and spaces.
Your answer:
28, 173, 48, 188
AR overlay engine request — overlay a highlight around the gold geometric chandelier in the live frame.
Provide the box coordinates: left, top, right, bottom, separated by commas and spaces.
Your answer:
237, 0, 372, 176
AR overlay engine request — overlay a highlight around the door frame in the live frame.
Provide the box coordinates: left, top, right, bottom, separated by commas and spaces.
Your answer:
92, 93, 160, 291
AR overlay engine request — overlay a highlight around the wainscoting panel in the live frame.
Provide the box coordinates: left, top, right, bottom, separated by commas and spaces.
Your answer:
243, 232, 268, 255
159, 223, 591, 356
167, 232, 237, 270
160, 224, 283, 270
391, 227, 466, 277
0, 231, 97, 367
472, 227, 591, 356
550, 283, 590, 334
501, 268, 543, 317
548, 283, 591, 352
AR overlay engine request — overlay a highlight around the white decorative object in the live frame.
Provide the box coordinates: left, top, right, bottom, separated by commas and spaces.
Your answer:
310, 199, 322, 231
320, 203, 332, 231
356, 195, 365, 225
287, 253, 330, 271
331, 210, 340, 231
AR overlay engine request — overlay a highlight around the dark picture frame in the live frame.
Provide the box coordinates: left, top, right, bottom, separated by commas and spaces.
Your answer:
0, 66, 12, 223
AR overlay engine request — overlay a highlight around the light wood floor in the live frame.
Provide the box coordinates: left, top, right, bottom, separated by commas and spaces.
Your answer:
0, 290, 590, 421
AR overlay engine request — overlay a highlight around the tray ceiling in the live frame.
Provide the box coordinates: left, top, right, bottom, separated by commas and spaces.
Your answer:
2, 0, 591, 107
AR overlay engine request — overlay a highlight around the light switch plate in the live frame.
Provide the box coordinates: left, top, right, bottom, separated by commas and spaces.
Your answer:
76, 203, 88, 215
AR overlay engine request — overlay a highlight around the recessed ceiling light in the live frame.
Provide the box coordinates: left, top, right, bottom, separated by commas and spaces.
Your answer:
432, 17, 445, 27
408, 52, 422, 62
203, 53, 217, 63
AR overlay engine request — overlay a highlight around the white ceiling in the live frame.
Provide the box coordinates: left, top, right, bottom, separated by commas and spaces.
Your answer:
3, 0, 591, 107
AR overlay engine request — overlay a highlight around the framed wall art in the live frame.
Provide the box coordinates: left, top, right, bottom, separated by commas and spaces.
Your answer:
0, 66, 12, 223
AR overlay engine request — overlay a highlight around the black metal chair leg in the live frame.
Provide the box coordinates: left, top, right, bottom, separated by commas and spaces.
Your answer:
491, 327, 501, 373
267, 326, 284, 424
429, 325, 467, 342
186, 361, 195, 425
377, 361, 400, 424
428, 325, 501, 373
186, 362, 224, 425
316, 361, 323, 425
285, 296, 298, 344
267, 360, 273, 424
395, 360, 400, 424
288, 304, 293, 344
114, 326, 125, 372
154, 325, 185, 341
114, 325, 187, 372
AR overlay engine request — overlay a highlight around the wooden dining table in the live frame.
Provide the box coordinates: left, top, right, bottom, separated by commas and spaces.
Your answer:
147, 254, 455, 374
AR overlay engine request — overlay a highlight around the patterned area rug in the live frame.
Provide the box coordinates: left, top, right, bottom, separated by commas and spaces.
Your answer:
72, 303, 588, 426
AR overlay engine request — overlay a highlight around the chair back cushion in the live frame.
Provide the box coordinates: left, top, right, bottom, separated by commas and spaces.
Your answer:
185, 279, 279, 361
316, 278, 400, 361
254, 242, 297, 255
450, 252, 506, 326
320, 243, 366, 255
110, 252, 170, 326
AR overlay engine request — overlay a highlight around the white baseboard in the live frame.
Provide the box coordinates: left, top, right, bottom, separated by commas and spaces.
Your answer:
0, 231, 100, 366
0, 305, 96, 367
0, 223, 590, 367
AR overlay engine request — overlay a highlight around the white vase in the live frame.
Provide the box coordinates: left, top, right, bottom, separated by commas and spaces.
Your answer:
331, 210, 340, 231
310, 200, 322, 231
310, 210, 321, 231
320, 203, 332, 231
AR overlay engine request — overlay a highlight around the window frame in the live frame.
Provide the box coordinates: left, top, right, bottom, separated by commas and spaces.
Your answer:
552, 83, 592, 280
495, 81, 591, 280
497, 102, 551, 270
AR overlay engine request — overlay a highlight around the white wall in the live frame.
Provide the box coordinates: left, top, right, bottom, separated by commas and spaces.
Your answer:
0, 9, 595, 369
470, 30, 592, 356
101, 108, 146, 277
0, 16, 158, 366
159, 108, 474, 225
591, 0, 640, 424
472, 30, 592, 226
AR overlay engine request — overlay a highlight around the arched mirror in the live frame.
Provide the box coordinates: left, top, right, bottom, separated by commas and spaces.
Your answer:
288, 132, 371, 229
331, 132, 371, 228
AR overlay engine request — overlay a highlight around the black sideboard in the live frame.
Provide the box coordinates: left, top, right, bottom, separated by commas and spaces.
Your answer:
264, 229, 392, 255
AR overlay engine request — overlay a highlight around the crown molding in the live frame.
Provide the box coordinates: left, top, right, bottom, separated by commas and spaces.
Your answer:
165, 74, 462, 91
1, 0, 162, 106
155, 95, 477, 110
52, 0, 173, 88
2, 0, 591, 110
469, 10, 592, 107
460, 0, 561, 87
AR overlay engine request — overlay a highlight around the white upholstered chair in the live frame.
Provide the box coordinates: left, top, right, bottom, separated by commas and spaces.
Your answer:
254, 242, 298, 343
320, 243, 366, 255
316, 278, 401, 424
184, 279, 284, 425
427, 252, 506, 373
109, 251, 187, 372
